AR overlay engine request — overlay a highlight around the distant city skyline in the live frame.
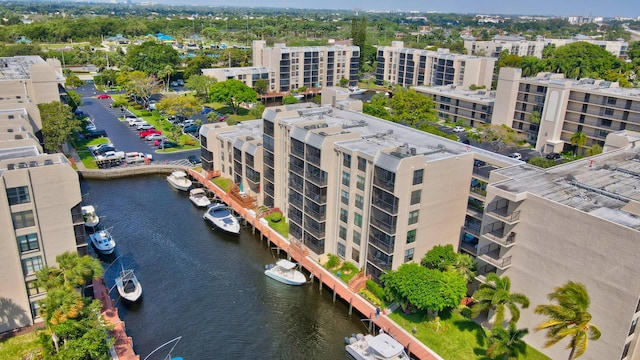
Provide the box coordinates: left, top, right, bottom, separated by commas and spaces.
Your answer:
154, 0, 637, 18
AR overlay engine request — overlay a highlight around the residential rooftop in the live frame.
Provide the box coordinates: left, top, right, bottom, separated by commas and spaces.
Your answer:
413, 85, 496, 104
492, 146, 640, 230
520, 72, 640, 98
0, 56, 63, 81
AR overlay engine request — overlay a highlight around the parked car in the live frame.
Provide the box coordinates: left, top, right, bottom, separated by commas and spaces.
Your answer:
89, 143, 114, 152
156, 140, 178, 148
136, 123, 154, 131
128, 118, 146, 126
97, 94, 111, 99
183, 124, 200, 133
546, 153, 563, 161
188, 155, 201, 165
509, 152, 522, 160
181, 119, 195, 127
139, 129, 162, 138
452, 126, 466, 133
85, 122, 97, 131
170, 81, 178, 87
86, 129, 107, 139
125, 152, 152, 164
201, 107, 214, 115
145, 134, 164, 141
217, 114, 228, 122
95, 145, 116, 155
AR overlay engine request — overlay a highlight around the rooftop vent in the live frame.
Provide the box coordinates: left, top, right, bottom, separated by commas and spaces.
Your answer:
18, 162, 27, 168
7, 163, 15, 170
29, 161, 38, 167
44, 159, 54, 165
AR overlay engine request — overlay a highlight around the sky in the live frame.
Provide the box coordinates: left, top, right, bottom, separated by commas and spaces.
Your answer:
176, 0, 639, 18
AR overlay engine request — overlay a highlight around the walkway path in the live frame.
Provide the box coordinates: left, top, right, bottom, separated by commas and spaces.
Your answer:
187, 169, 443, 360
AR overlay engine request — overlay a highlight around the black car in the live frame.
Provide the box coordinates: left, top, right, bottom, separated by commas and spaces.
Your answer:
183, 124, 200, 133
95, 145, 116, 155
157, 141, 178, 149
188, 155, 201, 165
86, 129, 107, 139
546, 153, 563, 161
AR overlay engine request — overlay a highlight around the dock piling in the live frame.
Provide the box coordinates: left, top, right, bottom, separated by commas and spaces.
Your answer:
348, 298, 353, 315
332, 284, 337, 302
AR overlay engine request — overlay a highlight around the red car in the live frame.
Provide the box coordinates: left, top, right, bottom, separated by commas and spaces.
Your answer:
97, 94, 111, 99
139, 129, 162, 138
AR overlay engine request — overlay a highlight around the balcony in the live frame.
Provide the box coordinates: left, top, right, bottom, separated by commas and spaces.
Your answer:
290, 161, 304, 176
306, 168, 327, 187
367, 252, 393, 271
464, 223, 481, 236
304, 204, 326, 222
482, 223, 516, 247
474, 264, 498, 283
478, 244, 512, 270
371, 197, 399, 215
290, 179, 303, 193
485, 202, 521, 224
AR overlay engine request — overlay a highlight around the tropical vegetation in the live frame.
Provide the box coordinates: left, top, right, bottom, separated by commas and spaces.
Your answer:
471, 273, 530, 327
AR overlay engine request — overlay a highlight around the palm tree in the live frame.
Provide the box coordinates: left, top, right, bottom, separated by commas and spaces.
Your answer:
158, 65, 174, 91
471, 274, 530, 327
534, 281, 601, 360
570, 132, 587, 156
486, 322, 529, 360
446, 253, 477, 283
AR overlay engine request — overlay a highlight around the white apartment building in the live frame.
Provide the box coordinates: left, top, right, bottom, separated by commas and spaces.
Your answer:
0, 56, 86, 334
375, 41, 496, 89
252, 40, 360, 92
202, 67, 274, 92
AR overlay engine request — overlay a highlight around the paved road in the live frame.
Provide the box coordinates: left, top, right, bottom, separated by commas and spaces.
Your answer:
74, 84, 199, 164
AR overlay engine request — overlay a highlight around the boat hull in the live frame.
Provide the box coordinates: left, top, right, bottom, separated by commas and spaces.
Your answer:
203, 215, 241, 235
90, 231, 116, 255
116, 272, 143, 303
264, 269, 306, 285
167, 178, 192, 191
203, 204, 241, 235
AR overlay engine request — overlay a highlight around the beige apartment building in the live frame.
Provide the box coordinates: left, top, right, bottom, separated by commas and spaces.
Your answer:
252, 40, 360, 92
479, 133, 640, 360
0, 56, 86, 334
201, 67, 274, 92
413, 85, 494, 127
375, 41, 496, 89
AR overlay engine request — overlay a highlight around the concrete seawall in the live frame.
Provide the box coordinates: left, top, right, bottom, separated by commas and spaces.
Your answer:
78, 164, 190, 179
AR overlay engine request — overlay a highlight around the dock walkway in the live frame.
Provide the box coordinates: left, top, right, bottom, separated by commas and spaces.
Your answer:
187, 169, 443, 360
93, 278, 139, 360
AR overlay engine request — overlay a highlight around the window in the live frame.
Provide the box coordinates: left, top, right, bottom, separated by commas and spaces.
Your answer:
604, 108, 614, 116
12, 210, 35, 229
355, 194, 364, 210
352, 248, 360, 262
337, 242, 346, 258
357, 156, 367, 171
341, 190, 349, 205
354, 213, 362, 228
30, 302, 40, 319
406, 229, 417, 244
7, 186, 30, 205
629, 318, 638, 336
353, 230, 361, 245
342, 171, 350, 186
340, 208, 348, 223
404, 248, 415, 262
408, 210, 419, 225
339, 226, 347, 240
601, 119, 612, 127
412, 169, 423, 185
22, 256, 43, 275
343, 154, 351, 168
17, 233, 39, 252
26, 281, 45, 296
607, 97, 617, 105
356, 175, 365, 191
410, 190, 421, 205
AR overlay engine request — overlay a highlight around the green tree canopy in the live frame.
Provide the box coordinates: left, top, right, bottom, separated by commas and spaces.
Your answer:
65, 90, 82, 111
253, 78, 268, 95
486, 322, 529, 360
184, 55, 215, 79
535, 281, 601, 360
545, 42, 624, 79
380, 263, 467, 314
389, 87, 437, 127
210, 79, 257, 114
38, 101, 81, 153
282, 95, 299, 104
125, 41, 180, 76
471, 273, 530, 327
421, 244, 458, 271
157, 94, 202, 120
185, 74, 217, 100
65, 75, 83, 89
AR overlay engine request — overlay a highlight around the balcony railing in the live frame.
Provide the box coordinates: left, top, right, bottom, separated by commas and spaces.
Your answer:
470, 185, 487, 197
304, 205, 326, 222
290, 162, 304, 176
464, 223, 481, 236
290, 180, 303, 193
371, 197, 399, 215
485, 204, 521, 224
474, 264, 498, 283
478, 244, 512, 269
483, 224, 516, 246
367, 252, 393, 271
306, 170, 327, 187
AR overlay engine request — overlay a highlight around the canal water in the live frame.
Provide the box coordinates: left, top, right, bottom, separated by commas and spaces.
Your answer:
81, 175, 366, 359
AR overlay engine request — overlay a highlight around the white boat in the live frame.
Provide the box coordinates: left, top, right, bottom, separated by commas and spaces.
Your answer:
345, 333, 410, 360
189, 188, 211, 208
264, 259, 306, 285
203, 203, 240, 235
89, 229, 116, 255
348, 86, 366, 95
167, 171, 192, 191
81, 205, 100, 229
116, 266, 142, 303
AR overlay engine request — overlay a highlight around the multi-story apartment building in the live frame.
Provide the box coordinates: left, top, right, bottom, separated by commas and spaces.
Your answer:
252, 40, 360, 92
463, 35, 628, 59
202, 67, 274, 92
478, 132, 640, 360
375, 41, 496, 89
413, 85, 495, 127
0, 56, 86, 334
492, 67, 640, 154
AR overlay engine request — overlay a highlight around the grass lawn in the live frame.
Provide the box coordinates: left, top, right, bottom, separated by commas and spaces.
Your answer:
211, 177, 233, 192
263, 212, 289, 237
388, 309, 549, 360
0, 331, 43, 359
72, 137, 110, 169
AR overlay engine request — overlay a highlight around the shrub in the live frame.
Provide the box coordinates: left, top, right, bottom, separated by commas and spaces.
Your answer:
325, 254, 341, 269
270, 211, 282, 222
359, 289, 384, 307
366, 280, 385, 300
340, 261, 359, 274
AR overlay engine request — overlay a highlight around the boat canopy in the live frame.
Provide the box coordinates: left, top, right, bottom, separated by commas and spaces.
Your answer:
276, 259, 297, 270
171, 171, 187, 177
190, 188, 206, 195
82, 205, 96, 214
368, 333, 404, 358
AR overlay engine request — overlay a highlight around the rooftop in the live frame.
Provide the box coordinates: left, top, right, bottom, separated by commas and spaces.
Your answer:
0, 56, 50, 80
522, 73, 640, 98
413, 85, 496, 103
492, 148, 640, 230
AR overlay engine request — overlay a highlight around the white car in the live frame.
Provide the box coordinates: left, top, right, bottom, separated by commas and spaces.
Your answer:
452, 126, 466, 133
145, 134, 164, 141
128, 118, 146, 126
181, 119, 195, 127
136, 123, 154, 131
509, 152, 522, 160
89, 143, 114, 152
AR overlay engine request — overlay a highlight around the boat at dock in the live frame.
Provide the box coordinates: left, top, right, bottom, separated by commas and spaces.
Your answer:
81, 205, 100, 229
348, 86, 366, 95
89, 228, 116, 255
189, 188, 212, 208
203, 203, 240, 235
167, 170, 192, 191
345, 333, 410, 360
116, 266, 142, 303
264, 259, 306, 285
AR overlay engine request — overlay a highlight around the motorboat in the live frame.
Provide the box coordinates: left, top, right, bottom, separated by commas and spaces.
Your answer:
89, 229, 116, 255
81, 205, 100, 229
345, 333, 410, 360
167, 171, 192, 191
203, 203, 240, 235
264, 259, 306, 285
189, 188, 211, 208
348, 86, 366, 95
116, 266, 142, 303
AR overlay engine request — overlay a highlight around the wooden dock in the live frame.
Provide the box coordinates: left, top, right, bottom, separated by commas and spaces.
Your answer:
187, 169, 443, 360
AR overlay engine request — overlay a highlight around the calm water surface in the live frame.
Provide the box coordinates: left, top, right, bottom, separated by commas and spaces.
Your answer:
81, 175, 366, 359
